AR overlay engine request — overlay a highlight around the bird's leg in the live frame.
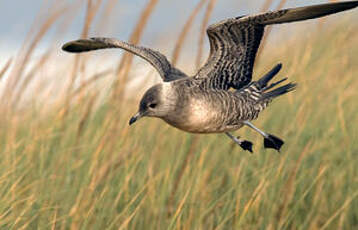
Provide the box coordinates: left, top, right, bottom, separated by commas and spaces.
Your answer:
243, 121, 284, 152
225, 132, 253, 153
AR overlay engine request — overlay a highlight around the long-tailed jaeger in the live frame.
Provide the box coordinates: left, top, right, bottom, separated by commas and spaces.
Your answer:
63, 1, 358, 153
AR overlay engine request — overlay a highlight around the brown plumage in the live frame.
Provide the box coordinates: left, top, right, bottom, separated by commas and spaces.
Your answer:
63, 1, 358, 152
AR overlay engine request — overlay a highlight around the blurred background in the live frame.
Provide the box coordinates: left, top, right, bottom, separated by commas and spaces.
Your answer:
0, 0, 357, 229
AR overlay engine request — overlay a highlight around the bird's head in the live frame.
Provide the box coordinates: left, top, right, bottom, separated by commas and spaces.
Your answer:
129, 83, 175, 125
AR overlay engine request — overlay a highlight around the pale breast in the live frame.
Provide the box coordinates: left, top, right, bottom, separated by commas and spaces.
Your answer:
189, 98, 216, 129
161, 81, 244, 133
177, 96, 230, 133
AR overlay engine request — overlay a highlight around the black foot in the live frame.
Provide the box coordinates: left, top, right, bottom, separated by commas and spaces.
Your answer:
264, 134, 284, 152
239, 139, 253, 153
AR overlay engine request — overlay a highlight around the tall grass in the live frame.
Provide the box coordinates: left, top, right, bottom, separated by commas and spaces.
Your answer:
0, 0, 357, 229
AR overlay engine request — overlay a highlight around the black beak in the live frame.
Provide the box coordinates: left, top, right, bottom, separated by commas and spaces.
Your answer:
129, 112, 142, 125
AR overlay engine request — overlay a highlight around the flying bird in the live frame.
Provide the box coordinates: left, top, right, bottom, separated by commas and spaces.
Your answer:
62, 1, 358, 153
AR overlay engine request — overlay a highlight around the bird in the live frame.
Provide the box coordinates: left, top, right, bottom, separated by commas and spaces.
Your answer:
62, 1, 358, 153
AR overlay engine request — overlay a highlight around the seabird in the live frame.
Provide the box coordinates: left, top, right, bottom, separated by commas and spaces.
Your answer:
62, 1, 358, 153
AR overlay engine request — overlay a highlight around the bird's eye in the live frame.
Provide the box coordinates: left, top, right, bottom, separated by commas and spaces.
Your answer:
149, 103, 157, 108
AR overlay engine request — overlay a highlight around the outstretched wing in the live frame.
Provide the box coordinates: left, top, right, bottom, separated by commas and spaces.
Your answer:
196, 1, 358, 90
62, 37, 187, 82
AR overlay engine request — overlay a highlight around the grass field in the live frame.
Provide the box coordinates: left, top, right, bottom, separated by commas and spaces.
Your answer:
0, 0, 357, 229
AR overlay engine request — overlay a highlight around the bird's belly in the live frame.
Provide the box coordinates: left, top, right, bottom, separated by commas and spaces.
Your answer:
168, 119, 243, 134
163, 97, 242, 133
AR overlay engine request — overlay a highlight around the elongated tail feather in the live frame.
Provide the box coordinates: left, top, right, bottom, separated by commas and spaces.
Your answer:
256, 63, 282, 88
260, 83, 297, 101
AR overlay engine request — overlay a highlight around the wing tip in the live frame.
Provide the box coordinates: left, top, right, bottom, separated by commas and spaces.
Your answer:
261, 1, 358, 25
62, 40, 86, 53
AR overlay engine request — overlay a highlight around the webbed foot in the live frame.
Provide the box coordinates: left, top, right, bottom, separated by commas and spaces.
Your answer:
263, 134, 284, 152
239, 139, 253, 153
225, 132, 253, 153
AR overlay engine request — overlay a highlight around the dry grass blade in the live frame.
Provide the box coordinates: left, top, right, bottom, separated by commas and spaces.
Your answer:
167, 136, 200, 217
61, 0, 103, 124
10, 0, 81, 110
11, 51, 51, 109
256, 0, 287, 62
95, 0, 119, 33
107, 176, 159, 228
112, 0, 159, 99
260, 0, 275, 12
2, 5, 68, 104
196, 0, 217, 69
76, 92, 97, 142
50, 207, 58, 230
171, 0, 208, 65
117, 195, 147, 230
67, 0, 103, 94
79, 0, 103, 75
320, 191, 358, 230
276, 142, 311, 228
237, 180, 267, 224
0, 58, 12, 80
81, 0, 103, 39
81, 0, 104, 94
168, 188, 191, 228
70, 69, 113, 98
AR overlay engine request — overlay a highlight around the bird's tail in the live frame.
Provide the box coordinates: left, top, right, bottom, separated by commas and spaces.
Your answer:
256, 63, 283, 89
257, 1, 358, 25
260, 82, 297, 101
234, 64, 295, 118
237, 64, 296, 107
256, 64, 296, 102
